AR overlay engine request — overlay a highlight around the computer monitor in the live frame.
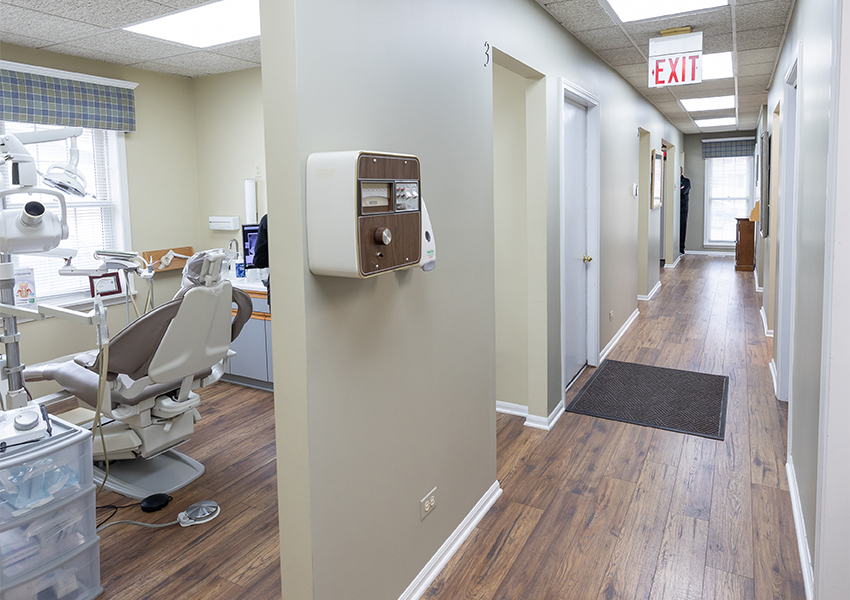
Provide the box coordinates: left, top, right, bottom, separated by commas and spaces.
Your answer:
242, 224, 260, 269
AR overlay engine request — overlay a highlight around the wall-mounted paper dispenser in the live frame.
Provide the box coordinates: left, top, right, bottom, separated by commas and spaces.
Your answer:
306, 151, 435, 278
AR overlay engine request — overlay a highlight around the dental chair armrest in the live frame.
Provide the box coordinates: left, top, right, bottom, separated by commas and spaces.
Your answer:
74, 351, 98, 369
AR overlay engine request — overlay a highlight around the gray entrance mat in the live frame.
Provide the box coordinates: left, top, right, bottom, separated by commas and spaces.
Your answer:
566, 360, 729, 440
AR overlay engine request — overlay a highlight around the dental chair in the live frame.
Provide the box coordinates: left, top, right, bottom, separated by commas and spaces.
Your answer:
25, 250, 253, 499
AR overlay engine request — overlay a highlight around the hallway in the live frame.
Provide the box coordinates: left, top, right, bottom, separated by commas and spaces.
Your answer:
422, 256, 804, 599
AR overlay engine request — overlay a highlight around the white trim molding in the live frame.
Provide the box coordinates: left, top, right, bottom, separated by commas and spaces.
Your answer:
495, 401, 528, 418
786, 459, 815, 599
398, 481, 502, 600
638, 280, 662, 302
769, 358, 780, 399
0, 60, 139, 89
760, 305, 774, 337
525, 399, 565, 431
599, 308, 639, 363
664, 254, 682, 269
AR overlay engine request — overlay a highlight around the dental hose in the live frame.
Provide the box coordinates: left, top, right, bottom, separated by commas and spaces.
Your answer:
93, 342, 110, 494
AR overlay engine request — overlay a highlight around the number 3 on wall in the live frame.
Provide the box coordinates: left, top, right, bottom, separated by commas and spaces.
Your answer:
484, 42, 490, 67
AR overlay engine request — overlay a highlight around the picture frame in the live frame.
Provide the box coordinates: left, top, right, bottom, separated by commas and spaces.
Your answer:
651, 149, 664, 209
89, 272, 122, 297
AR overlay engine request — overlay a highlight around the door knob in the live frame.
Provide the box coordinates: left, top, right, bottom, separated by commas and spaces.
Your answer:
583, 255, 593, 263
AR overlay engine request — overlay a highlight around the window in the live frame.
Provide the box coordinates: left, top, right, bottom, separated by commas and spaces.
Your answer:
0, 121, 129, 302
704, 155, 752, 245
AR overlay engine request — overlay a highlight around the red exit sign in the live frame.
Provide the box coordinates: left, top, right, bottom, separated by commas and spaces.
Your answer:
649, 52, 702, 88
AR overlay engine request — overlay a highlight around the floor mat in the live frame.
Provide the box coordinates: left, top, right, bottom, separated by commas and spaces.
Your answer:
566, 360, 729, 440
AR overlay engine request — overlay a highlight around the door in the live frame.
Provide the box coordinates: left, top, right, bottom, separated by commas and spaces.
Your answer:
561, 97, 588, 385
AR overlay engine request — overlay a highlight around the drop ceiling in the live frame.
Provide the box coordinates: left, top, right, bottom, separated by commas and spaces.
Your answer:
0, 0, 793, 133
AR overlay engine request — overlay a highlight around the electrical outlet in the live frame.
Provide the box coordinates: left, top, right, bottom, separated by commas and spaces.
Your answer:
609, 310, 614, 321
420, 486, 437, 520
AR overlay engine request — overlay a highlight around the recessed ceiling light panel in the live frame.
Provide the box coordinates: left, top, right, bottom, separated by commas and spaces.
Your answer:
702, 52, 734, 80
607, 0, 729, 23
124, 0, 260, 48
681, 95, 736, 112
694, 117, 737, 128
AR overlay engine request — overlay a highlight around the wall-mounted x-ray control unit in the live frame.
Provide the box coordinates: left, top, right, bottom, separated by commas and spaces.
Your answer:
307, 151, 436, 278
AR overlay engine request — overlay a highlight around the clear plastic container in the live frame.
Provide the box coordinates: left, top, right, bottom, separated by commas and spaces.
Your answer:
0, 421, 92, 521
1, 537, 101, 600
0, 485, 96, 580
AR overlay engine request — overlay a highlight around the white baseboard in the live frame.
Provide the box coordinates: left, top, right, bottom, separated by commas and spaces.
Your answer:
663, 254, 682, 269
525, 398, 565, 431
786, 458, 815, 599
685, 249, 735, 257
495, 401, 528, 418
398, 480, 502, 600
769, 359, 779, 399
755, 275, 764, 293
638, 280, 662, 302
599, 308, 639, 363
760, 305, 774, 338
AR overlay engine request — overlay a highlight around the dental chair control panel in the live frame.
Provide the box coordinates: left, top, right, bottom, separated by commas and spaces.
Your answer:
307, 151, 436, 277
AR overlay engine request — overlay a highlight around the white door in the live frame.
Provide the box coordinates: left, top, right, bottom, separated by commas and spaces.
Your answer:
562, 97, 588, 386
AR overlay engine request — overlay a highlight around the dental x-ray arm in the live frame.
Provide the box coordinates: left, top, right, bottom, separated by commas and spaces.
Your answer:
0, 127, 83, 190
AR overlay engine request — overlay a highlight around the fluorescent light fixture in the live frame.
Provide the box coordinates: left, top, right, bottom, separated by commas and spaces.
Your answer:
702, 52, 734, 80
694, 117, 737, 128
607, 0, 728, 22
681, 95, 736, 112
124, 0, 260, 48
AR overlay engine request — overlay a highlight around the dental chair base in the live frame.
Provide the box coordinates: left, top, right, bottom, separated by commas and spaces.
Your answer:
93, 449, 204, 500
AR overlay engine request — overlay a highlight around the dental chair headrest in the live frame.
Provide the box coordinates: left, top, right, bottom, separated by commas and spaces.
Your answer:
180, 249, 227, 290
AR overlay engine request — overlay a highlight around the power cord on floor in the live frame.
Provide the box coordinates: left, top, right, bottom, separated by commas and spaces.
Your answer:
96, 501, 141, 528
97, 519, 178, 533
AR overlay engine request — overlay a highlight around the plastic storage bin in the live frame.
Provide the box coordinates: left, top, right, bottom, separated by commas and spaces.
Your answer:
0, 421, 92, 521
0, 485, 96, 581
1, 536, 101, 600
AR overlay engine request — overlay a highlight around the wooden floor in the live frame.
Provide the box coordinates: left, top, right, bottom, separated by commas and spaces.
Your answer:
49, 382, 280, 600
423, 255, 805, 600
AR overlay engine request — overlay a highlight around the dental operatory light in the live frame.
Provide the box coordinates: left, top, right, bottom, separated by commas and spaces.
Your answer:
42, 136, 87, 197
680, 95, 736, 112
694, 117, 737, 128
123, 0, 260, 48
606, 0, 728, 23
701, 52, 734, 80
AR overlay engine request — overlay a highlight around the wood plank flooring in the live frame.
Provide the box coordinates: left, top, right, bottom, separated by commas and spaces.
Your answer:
422, 256, 805, 600
48, 382, 280, 600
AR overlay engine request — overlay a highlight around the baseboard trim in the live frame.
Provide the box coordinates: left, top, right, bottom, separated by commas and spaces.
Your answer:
495, 401, 527, 418
525, 399, 565, 431
769, 358, 780, 399
663, 254, 682, 269
398, 480, 502, 600
638, 281, 662, 302
786, 458, 815, 599
755, 275, 764, 293
600, 308, 639, 363
685, 249, 735, 257
760, 305, 774, 338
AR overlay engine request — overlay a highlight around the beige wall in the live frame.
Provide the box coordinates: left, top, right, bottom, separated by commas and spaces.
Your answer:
193, 68, 267, 252
493, 62, 530, 410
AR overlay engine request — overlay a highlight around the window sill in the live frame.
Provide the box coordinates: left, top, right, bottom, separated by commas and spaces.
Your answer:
703, 242, 736, 248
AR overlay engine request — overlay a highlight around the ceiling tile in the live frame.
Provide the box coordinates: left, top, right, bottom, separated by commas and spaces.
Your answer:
737, 47, 780, 65
2, 0, 173, 29
737, 26, 785, 51
704, 33, 734, 53
686, 109, 736, 119
541, 0, 616, 32
738, 62, 774, 77
0, 30, 53, 48
571, 26, 632, 51
47, 30, 194, 62
157, 0, 214, 8
0, 3, 106, 43
136, 51, 258, 76
616, 63, 646, 79
673, 79, 736, 98
596, 46, 644, 66
38, 43, 139, 65
131, 60, 203, 78
622, 7, 732, 38
737, 73, 772, 89
209, 37, 261, 63
735, 0, 792, 31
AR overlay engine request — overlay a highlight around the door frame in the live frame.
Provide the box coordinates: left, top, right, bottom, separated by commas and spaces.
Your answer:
559, 77, 600, 394
775, 43, 801, 410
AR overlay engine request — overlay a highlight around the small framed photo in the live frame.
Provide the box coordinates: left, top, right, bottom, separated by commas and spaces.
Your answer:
89, 273, 122, 297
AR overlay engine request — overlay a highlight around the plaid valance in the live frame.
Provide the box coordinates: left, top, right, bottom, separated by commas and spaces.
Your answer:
0, 67, 136, 132
702, 138, 755, 159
